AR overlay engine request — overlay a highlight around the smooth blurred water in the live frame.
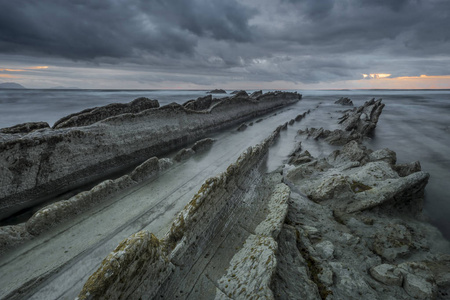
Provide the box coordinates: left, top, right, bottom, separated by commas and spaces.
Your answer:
0, 89, 449, 238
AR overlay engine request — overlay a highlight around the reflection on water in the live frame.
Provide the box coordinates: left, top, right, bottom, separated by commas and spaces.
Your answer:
1, 89, 449, 239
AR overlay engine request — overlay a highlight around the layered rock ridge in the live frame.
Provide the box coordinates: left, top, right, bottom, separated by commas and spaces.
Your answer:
77, 126, 290, 299
299, 98, 384, 145
271, 98, 450, 299
0, 91, 301, 220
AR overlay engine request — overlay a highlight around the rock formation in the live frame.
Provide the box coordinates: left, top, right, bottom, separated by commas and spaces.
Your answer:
0, 91, 301, 221
279, 140, 449, 299
206, 89, 227, 94
299, 98, 385, 145
53, 97, 160, 129
0, 122, 50, 134
77, 125, 289, 299
334, 97, 353, 106
76, 103, 450, 299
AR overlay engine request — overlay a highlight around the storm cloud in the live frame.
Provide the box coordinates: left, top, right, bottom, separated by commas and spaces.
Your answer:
0, 0, 449, 87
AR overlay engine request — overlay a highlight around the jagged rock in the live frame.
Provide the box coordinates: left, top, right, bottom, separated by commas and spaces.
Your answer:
394, 161, 422, 177
271, 225, 321, 300
206, 89, 226, 94
231, 90, 248, 98
300, 98, 385, 145
288, 142, 302, 157
369, 264, 403, 286
289, 119, 295, 125
397, 262, 437, 299
368, 148, 397, 165
53, 97, 160, 129
250, 90, 262, 98
0, 122, 50, 134
425, 258, 450, 288
295, 114, 303, 121
77, 231, 173, 300
339, 98, 384, 136
374, 224, 413, 261
216, 234, 277, 299
0, 91, 301, 221
0, 224, 32, 255
183, 95, 212, 111
191, 138, 215, 153
78, 127, 287, 299
335, 97, 353, 106
237, 123, 248, 131
230, 90, 242, 94
174, 148, 195, 162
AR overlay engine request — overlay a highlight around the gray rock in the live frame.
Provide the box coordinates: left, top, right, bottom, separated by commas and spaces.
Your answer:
372, 224, 413, 261
0, 91, 301, 221
335, 97, 353, 106
0, 121, 50, 134
250, 90, 263, 98
183, 95, 212, 111
206, 89, 227, 94
53, 97, 160, 129
237, 123, 248, 131
369, 148, 397, 165
191, 138, 215, 153
393, 161, 422, 177
369, 264, 403, 286
174, 148, 195, 162
314, 240, 335, 259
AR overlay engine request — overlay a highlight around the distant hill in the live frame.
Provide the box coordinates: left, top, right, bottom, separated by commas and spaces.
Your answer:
0, 82, 26, 89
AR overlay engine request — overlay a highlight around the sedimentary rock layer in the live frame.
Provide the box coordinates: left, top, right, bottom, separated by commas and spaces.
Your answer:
299, 98, 384, 145
77, 126, 289, 299
276, 141, 450, 300
0, 91, 301, 220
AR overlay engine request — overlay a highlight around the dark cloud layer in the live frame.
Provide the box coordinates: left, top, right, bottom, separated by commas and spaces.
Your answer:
0, 0, 449, 86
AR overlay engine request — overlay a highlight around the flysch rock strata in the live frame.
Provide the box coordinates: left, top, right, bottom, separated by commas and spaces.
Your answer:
77, 125, 290, 299
75, 97, 450, 300
0, 91, 301, 221
52, 97, 160, 129
277, 129, 450, 298
299, 98, 384, 145
0, 138, 216, 255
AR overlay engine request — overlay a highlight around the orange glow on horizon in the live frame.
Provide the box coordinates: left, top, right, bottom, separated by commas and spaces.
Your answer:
0, 74, 18, 78
395, 74, 450, 80
29, 66, 49, 70
0, 66, 49, 72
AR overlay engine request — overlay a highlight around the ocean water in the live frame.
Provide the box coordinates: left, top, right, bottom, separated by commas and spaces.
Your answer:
0, 89, 449, 239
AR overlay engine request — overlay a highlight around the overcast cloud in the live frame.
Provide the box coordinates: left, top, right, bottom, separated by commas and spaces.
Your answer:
0, 0, 449, 88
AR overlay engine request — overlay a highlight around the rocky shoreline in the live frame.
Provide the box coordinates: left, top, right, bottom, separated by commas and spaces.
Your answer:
0, 94, 448, 299
0, 91, 301, 221
73, 98, 449, 299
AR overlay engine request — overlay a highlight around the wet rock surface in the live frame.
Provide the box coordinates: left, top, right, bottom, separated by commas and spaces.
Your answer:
0, 121, 50, 134
0, 91, 301, 221
299, 98, 385, 145
53, 97, 160, 129
334, 97, 353, 106
2, 95, 449, 300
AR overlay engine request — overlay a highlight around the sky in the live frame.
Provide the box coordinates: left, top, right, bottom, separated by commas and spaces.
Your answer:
0, 0, 449, 89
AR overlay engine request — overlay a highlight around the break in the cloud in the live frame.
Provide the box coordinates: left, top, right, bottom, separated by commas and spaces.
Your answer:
0, 0, 449, 89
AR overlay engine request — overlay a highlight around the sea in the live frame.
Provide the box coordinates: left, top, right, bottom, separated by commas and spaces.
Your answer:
0, 88, 449, 239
